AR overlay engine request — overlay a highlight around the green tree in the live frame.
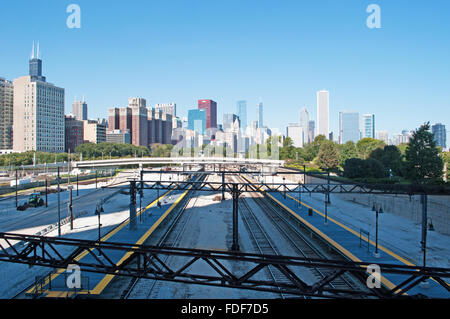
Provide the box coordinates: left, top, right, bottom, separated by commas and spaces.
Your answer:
356, 138, 385, 159
339, 141, 358, 166
316, 140, 339, 170
369, 145, 403, 176
404, 122, 443, 183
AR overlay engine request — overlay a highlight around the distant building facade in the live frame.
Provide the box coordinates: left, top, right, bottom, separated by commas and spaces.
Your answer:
339, 111, 360, 144
431, 123, 447, 149
362, 114, 375, 139
155, 103, 176, 117
106, 129, 131, 144
72, 100, 87, 120
83, 120, 106, 144
316, 90, 329, 139
0, 78, 14, 150
65, 115, 84, 152
286, 123, 303, 148
13, 45, 65, 153
236, 100, 247, 131
198, 99, 217, 129
188, 109, 206, 135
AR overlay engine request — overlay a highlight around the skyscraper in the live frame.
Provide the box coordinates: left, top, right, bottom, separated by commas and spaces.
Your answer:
198, 99, 217, 129
362, 114, 375, 138
308, 120, 315, 144
72, 99, 88, 120
316, 90, 329, 139
108, 108, 120, 131
431, 123, 447, 149
188, 109, 206, 135
0, 78, 14, 150
257, 102, 263, 128
286, 124, 303, 148
129, 98, 148, 146
29, 41, 46, 82
155, 103, 176, 117
223, 113, 239, 131
236, 100, 247, 131
339, 111, 360, 144
299, 107, 309, 145
13, 44, 65, 153
376, 130, 389, 144
65, 115, 84, 152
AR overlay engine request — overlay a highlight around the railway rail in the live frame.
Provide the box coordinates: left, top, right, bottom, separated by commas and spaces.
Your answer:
235, 175, 367, 298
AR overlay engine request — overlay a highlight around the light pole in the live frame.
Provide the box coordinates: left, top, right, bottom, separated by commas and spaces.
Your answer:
372, 203, 383, 258
68, 185, 73, 230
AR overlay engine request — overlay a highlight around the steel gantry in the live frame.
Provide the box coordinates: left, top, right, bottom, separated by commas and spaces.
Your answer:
129, 170, 450, 253
1, 232, 449, 298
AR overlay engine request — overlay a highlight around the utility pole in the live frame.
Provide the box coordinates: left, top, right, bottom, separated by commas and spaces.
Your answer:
421, 194, 428, 268
15, 169, 18, 209
76, 173, 79, 196
57, 167, 61, 236
69, 185, 74, 230
45, 178, 48, 207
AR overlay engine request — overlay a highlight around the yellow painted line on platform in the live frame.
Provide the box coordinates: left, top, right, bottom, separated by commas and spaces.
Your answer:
26, 187, 175, 296
90, 185, 192, 294
284, 192, 449, 288
242, 175, 398, 291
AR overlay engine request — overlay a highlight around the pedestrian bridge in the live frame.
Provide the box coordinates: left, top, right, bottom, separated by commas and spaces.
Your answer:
72, 157, 284, 169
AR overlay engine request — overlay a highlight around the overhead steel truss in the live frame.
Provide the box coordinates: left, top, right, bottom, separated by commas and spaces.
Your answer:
134, 178, 450, 196
1, 232, 449, 298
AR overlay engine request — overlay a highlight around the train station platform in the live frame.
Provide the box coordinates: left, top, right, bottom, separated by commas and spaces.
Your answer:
26, 179, 195, 298
260, 185, 450, 298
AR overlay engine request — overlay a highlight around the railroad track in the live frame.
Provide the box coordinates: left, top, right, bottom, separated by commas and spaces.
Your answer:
235, 175, 363, 298
121, 174, 205, 299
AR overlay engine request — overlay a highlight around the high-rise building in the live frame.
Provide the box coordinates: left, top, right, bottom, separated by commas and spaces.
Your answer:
188, 109, 206, 135
308, 120, 315, 144
376, 130, 389, 144
431, 123, 447, 149
257, 102, 263, 128
72, 100, 88, 120
339, 111, 360, 144
299, 107, 309, 145
108, 108, 120, 131
65, 115, 84, 152
155, 103, 176, 117
316, 90, 329, 139
223, 113, 239, 131
119, 107, 132, 133
362, 114, 375, 138
128, 97, 146, 108
13, 44, 65, 153
236, 100, 247, 131
83, 120, 106, 144
286, 123, 303, 148
129, 97, 148, 147
29, 41, 46, 82
0, 78, 14, 150
198, 99, 217, 129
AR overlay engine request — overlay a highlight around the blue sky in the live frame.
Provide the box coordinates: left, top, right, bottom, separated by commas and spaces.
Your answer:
1, 0, 449, 141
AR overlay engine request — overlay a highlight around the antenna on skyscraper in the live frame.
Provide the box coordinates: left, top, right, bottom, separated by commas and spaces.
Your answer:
31, 41, 35, 59
37, 41, 40, 59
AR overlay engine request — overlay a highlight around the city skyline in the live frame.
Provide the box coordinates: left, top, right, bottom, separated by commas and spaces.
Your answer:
0, 1, 449, 144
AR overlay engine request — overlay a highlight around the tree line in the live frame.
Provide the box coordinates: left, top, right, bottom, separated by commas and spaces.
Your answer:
277, 123, 447, 184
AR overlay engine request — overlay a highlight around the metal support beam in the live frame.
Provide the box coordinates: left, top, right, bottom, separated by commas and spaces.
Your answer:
231, 184, 240, 251
1, 232, 449, 299
129, 181, 137, 230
